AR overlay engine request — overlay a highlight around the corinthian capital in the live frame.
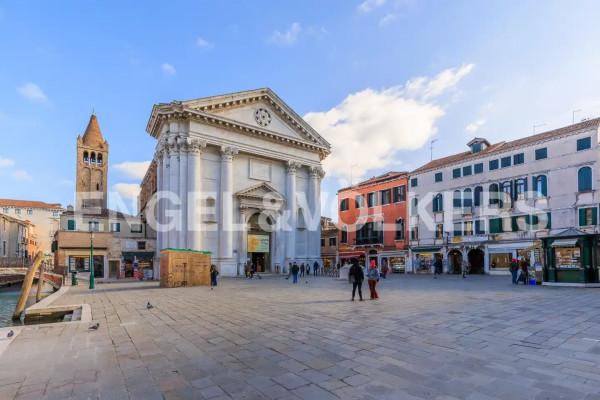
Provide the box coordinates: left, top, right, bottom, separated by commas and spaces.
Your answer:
188, 138, 207, 154
286, 161, 301, 174
220, 146, 239, 161
309, 166, 325, 179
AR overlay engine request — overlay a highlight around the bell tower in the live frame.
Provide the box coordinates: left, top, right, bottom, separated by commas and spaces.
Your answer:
76, 114, 109, 211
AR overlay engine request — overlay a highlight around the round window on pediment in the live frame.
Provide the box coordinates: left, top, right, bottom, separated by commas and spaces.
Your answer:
254, 108, 272, 127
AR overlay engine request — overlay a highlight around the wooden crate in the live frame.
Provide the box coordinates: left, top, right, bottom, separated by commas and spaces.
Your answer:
160, 249, 211, 288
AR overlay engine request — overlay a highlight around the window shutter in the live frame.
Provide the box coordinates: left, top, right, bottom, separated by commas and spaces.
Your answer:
593, 207, 598, 226
579, 208, 586, 226
546, 212, 552, 229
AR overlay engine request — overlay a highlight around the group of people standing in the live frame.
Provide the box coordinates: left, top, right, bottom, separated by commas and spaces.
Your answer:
510, 257, 530, 284
287, 261, 321, 284
348, 259, 381, 301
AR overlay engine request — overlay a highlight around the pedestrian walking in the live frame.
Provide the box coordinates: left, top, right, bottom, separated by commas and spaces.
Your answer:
300, 263, 305, 277
462, 258, 469, 279
381, 262, 389, 279
313, 261, 319, 277
367, 260, 379, 300
510, 258, 518, 284
434, 255, 443, 278
349, 260, 364, 301
291, 262, 299, 284
210, 264, 219, 288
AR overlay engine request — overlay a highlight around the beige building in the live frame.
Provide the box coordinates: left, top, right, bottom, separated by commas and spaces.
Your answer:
0, 213, 31, 267
53, 114, 156, 279
0, 199, 63, 258
320, 217, 338, 269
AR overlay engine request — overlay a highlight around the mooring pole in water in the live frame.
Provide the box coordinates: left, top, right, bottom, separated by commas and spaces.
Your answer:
12, 252, 43, 320
35, 260, 45, 303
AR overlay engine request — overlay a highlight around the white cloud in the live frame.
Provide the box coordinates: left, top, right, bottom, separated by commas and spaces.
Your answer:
17, 82, 47, 102
304, 64, 475, 183
0, 157, 15, 168
113, 161, 151, 180
268, 22, 302, 46
161, 63, 176, 76
465, 119, 486, 134
113, 183, 141, 201
12, 169, 32, 182
358, 0, 386, 13
195, 36, 214, 49
379, 13, 397, 27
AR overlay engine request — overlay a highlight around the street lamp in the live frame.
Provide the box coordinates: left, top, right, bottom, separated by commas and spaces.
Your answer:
89, 220, 96, 289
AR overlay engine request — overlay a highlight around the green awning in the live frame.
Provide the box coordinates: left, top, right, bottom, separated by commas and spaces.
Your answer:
412, 247, 442, 252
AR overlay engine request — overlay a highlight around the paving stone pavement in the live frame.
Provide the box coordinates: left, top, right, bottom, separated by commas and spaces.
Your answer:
1, 274, 600, 399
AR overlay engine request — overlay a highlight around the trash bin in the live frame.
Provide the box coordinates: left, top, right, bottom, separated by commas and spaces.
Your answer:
71, 271, 78, 286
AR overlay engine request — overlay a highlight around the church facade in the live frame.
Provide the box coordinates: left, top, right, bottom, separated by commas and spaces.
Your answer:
145, 88, 330, 276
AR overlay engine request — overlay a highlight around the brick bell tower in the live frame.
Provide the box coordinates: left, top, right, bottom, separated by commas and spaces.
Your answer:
76, 114, 109, 211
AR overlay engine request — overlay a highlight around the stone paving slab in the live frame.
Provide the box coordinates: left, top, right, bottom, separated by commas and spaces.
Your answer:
1, 275, 600, 399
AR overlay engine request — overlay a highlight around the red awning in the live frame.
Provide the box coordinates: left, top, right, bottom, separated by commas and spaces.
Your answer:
338, 251, 366, 257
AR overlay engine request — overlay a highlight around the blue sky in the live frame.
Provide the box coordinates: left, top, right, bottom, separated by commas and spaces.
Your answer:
1, 0, 599, 218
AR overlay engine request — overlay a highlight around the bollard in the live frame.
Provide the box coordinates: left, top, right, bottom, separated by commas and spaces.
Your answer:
71, 271, 78, 286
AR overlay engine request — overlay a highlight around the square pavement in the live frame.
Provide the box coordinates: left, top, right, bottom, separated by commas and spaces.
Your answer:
1, 274, 600, 399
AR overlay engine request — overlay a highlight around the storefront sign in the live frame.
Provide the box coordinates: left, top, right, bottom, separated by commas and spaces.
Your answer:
248, 234, 269, 253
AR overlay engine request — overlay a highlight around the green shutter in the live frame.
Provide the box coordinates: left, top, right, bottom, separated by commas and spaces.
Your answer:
116, 222, 121, 232
511, 216, 518, 232
593, 207, 598, 225
579, 208, 586, 226
68, 220, 76, 231
489, 218, 501, 233
546, 212, 552, 229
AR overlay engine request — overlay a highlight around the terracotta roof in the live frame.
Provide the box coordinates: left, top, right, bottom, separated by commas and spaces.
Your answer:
412, 118, 600, 174
61, 208, 134, 219
0, 199, 63, 209
81, 114, 106, 147
338, 171, 408, 193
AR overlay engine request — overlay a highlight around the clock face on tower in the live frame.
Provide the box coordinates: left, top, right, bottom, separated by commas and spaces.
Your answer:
254, 108, 272, 127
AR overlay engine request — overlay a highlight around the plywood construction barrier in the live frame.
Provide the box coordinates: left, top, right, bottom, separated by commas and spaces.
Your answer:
160, 249, 211, 288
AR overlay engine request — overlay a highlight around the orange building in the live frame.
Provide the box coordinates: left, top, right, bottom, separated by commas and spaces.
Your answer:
337, 172, 409, 272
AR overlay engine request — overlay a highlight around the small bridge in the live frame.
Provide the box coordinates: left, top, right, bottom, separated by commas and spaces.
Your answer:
0, 268, 63, 290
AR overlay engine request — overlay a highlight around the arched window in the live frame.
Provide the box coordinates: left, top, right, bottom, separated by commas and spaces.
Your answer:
501, 181, 512, 208
463, 188, 473, 208
395, 218, 405, 240
453, 190, 462, 208
411, 197, 418, 216
432, 193, 443, 213
340, 225, 348, 243
83, 151, 89, 163
90, 152, 96, 165
578, 166, 592, 192
489, 183, 499, 205
97, 153, 103, 166
534, 175, 547, 197
474, 186, 483, 207
514, 178, 527, 200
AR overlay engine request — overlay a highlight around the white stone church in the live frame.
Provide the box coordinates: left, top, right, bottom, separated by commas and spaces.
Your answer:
145, 88, 331, 276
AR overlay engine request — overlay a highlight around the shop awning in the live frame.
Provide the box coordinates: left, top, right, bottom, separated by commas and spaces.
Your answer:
338, 251, 365, 257
551, 239, 578, 247
412, 247, 442, 252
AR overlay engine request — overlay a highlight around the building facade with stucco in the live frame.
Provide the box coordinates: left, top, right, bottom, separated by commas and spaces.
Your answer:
145, 88, 330, 276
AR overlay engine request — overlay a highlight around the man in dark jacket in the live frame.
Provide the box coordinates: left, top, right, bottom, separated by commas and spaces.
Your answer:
349, 261, 364, 301
291, 262, 300, 284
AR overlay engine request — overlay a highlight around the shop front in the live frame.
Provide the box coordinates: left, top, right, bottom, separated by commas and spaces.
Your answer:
122, 251, 155, 279
410, 247, 443, 274
486, 241, 541, 276
339, 251, 366, 267
543, 229, 599, 287
379, 250, 408, 273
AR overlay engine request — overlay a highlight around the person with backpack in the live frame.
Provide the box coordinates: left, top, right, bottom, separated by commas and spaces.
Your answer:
291, 262, 299, 284
348, 260, 364, 301
367, 260, 380, 300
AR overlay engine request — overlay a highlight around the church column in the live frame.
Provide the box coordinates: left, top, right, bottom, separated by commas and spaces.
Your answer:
161, 143, 171, 251
155, 147, 164, 254
239, 207, 248, 274
285, 161, 299, 263
168, 137, 180, 249
187, 139, 206, 251
309, 166, 324, 262
178, 137, 188, 249
219, 147, 238, 259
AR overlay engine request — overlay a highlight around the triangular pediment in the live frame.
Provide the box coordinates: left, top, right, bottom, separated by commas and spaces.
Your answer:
235, 182, 283, 200
180, 88, 330, 149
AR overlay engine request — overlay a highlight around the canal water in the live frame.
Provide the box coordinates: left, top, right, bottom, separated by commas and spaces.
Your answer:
0, 285, 49, 328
